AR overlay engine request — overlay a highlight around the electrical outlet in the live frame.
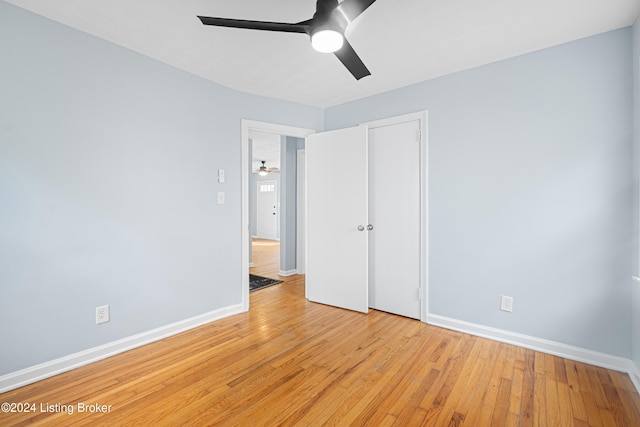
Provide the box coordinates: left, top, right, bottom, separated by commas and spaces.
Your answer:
96, 305, 110, 324
500, 296, 513, 313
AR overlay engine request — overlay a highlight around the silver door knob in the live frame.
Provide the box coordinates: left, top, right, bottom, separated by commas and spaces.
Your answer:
367, 224, 374, 231
357, 225, 365, 231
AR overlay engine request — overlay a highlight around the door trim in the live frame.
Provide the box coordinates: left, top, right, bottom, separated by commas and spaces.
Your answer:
362, 111, 428, 323
296, 149, 306, 275
241, 120, 316, 312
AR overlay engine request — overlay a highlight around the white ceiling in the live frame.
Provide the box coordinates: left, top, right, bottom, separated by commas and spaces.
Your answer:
250, 131, 281, 173
5, 0, 640, 108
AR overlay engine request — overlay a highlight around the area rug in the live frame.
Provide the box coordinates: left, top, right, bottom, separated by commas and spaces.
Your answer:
249, 274, 282, 292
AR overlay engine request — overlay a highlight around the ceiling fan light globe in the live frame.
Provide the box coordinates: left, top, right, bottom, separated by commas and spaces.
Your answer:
311, 29, 344, 53
258, 170, 268, 176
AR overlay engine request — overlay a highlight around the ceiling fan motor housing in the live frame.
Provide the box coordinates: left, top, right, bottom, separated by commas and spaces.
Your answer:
312, 0, 348, 32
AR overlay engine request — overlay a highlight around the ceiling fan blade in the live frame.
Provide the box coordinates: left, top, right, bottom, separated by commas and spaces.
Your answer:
337, 0, 377, 22
198, 16, 309, 34
334, 39, 371, 80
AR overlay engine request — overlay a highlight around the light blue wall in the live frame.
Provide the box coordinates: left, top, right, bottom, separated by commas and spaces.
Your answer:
632, 16, 640, 370
280, 136, 303, 272
326, 28, 634, 357
0, 2, 323, 375
1, 0, 636, 377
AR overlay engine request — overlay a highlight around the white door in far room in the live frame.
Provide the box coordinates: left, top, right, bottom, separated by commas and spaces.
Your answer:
256, 180, 278, 240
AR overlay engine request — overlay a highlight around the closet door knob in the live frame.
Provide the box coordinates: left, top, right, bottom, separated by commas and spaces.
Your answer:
367, 224, 374, 231
357, 225, 365, 231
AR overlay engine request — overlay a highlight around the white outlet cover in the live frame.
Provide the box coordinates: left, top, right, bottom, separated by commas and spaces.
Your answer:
500, 296, 513, 313
96, 305, 110, 324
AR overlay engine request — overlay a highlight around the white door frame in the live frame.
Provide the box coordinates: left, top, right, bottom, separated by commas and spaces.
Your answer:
241, 120, 316, 311
296, 149, 306, 274
362, 111, 428, 322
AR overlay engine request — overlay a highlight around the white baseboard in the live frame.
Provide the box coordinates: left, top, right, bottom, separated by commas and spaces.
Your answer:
0, 304, 245, 393
630, 364, 640, 393
279, 269, 297, 277
3, 307, 638, 396
427, 314, 640, 394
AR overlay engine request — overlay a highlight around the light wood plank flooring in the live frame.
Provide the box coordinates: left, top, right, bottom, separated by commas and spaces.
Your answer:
2, 241, 640, 425
250, 238, 282, 280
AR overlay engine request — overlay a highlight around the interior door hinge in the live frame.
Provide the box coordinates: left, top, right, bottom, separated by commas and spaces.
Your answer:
416, 129, 421, 142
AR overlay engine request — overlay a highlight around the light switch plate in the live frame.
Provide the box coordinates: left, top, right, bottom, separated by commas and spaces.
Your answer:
218, 169, 225, 183
217, 192, 225, 204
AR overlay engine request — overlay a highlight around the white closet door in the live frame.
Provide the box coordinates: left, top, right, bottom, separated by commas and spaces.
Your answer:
369, 119, 421, 319
306, 125, 369, 313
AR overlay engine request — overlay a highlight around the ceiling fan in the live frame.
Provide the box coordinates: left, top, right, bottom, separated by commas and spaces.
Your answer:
255, 161, 279, 176
198, 0, 377, 80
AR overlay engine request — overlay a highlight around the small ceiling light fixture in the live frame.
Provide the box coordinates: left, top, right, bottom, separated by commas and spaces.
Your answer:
311, 27, 344, 53
258, 161, 269, 176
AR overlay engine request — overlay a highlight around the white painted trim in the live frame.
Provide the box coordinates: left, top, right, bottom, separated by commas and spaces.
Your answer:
279, 269, 298, 277
428, 313, 640, 392
630, 364, 640, 393
362, 111, 429, 323
364, 111, 427, 129
241, 120, 316, 312
419, 113, 428, 324
296, 149, 306, 275
0, 304, 244, 393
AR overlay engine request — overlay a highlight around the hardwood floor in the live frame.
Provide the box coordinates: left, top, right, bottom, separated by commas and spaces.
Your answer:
2, 241, 640, 425
250, 238, 282, 280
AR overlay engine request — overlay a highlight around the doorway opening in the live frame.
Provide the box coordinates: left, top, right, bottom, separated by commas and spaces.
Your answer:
250, 131, 281, 279
241, 120, 316, 311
